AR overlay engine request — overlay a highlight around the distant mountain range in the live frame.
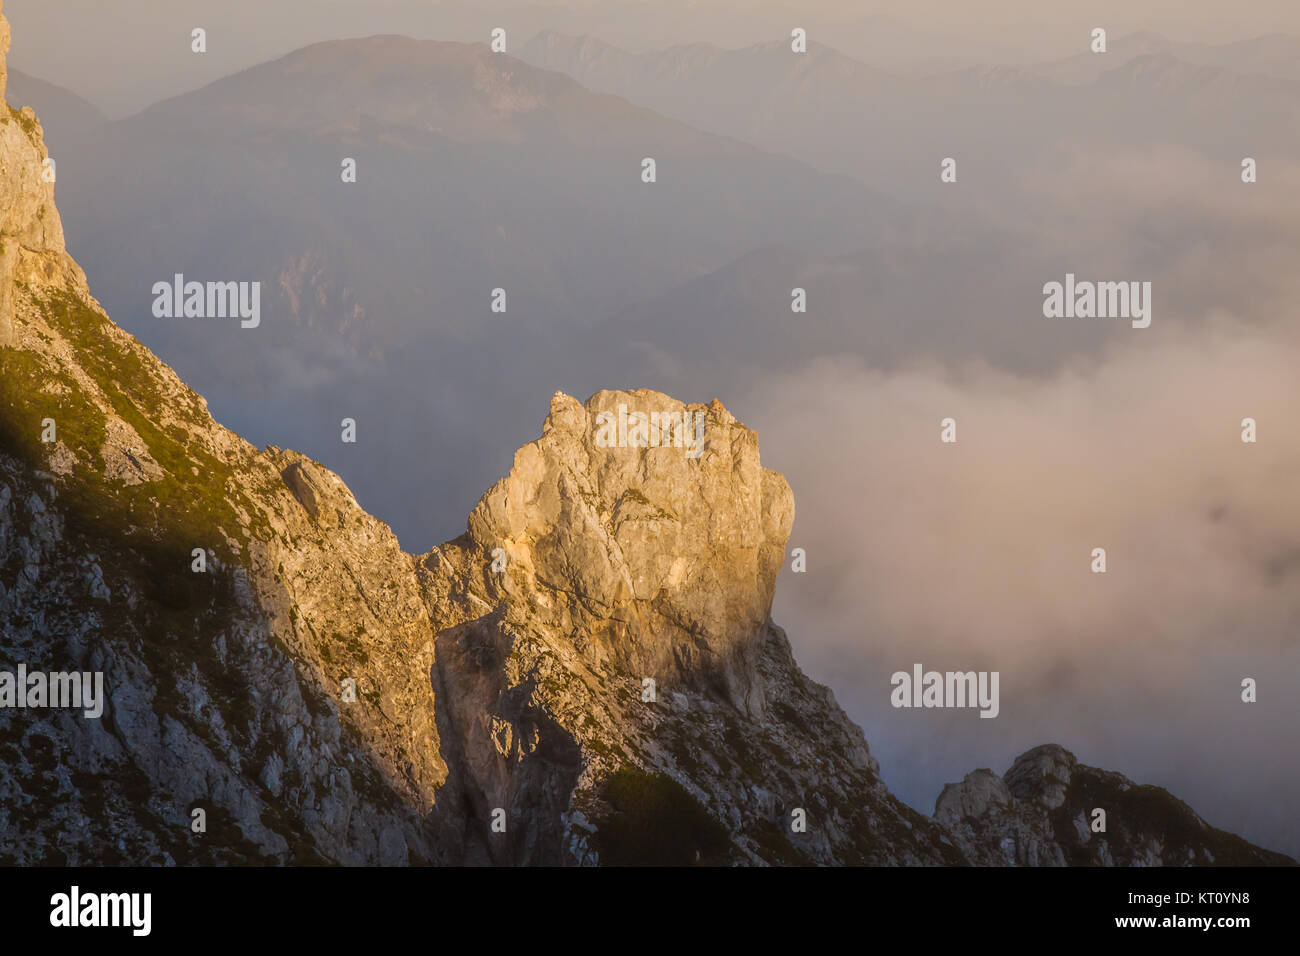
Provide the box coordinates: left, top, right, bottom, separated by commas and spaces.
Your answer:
29, 34, 914, 548
1034, 30, 1300, 85
517, 29, 1300, 198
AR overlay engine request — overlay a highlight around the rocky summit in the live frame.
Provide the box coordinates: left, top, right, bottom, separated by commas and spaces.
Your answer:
0, 3, 1291, 866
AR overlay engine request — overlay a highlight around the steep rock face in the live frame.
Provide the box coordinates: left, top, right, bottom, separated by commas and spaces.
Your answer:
0, 240, 446, 864
0, 0, 65, 353
935, 745, 1293, 866
1, 2, 444, 861
461, 389, 791, 716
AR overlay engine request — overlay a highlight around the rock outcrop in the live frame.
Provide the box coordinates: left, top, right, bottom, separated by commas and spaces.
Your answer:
0, 5, 1290, 866
411, 389, 966, 864
935, 745, 1293, 866
0, 0, 66, 351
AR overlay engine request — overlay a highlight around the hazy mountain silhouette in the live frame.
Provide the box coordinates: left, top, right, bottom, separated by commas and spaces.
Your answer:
4, 67, 102, 153
1035, 30, 1300, 85
518, 30, 1300, 204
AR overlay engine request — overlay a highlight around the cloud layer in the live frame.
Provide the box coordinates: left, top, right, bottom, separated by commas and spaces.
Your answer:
749, 317, 1300, 856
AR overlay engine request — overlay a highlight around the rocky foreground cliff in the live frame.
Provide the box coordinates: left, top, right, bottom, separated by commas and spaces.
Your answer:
0, 4, 1291, 866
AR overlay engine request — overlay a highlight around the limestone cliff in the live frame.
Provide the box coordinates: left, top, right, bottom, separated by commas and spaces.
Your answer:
0, 4, 1289, 866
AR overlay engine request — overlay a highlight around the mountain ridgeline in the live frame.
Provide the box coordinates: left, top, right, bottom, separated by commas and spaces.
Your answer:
0, 6, 1292, 866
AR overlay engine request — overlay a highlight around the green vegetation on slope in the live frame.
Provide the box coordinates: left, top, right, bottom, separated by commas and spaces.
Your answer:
1, 285, 259, 562
5, 104, 40, 145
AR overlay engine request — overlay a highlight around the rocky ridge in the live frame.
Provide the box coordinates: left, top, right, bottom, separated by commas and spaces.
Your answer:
0, 3, 1290, 866
936, 745, 1291, 866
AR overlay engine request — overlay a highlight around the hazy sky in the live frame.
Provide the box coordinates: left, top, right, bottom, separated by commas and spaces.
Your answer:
8, 0, 1300, 116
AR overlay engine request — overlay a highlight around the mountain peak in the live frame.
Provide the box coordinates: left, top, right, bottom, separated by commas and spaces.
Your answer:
448, 388, 792, 716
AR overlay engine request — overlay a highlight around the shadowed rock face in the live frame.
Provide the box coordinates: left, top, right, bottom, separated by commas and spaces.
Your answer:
936, 745, 1294, 866
0, 6, 1291, 866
